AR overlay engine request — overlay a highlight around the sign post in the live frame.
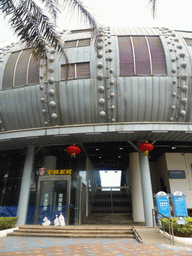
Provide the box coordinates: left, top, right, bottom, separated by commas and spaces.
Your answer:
155, 191, 171, 218
171, 191, 188, 217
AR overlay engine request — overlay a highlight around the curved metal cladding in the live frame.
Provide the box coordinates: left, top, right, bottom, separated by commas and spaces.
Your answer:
0, 27, 192, 132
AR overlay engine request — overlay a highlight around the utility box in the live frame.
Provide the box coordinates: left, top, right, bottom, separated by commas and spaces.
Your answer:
155, 191, 171, 217
172, 191, 188, 217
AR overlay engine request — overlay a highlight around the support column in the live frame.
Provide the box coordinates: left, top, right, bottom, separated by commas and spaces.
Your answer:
129, 152, 145, 223
17, 146, 35, 225
139, 151, 154, 227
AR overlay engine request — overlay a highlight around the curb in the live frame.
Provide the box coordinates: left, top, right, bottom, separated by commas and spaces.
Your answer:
0, 227, 18, 237
159, 228, 192, 245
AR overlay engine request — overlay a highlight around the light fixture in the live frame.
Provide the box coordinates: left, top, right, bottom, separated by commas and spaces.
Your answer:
119, 147, 123, 150
172, 146, 176, 149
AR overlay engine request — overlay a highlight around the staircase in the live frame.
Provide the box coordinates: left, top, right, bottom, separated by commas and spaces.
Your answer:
86, 187, 132, 225
8, 225, 135, 239
86, 213, 133, 225
89, 187, 132, 214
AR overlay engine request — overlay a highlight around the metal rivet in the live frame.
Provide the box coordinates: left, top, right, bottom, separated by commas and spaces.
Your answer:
49, 89, 55, 96
181, 85, 188, 92
171, 105, 176, 110
97, 62, 103, 69
39, 85, 44, 90
98, 86, 105, 93
180, 62, 187, 68
97, 52, 103, 58
51, 113, 58, 119
48, 77, 55, 84
48, 67, 54, 73
49, 57, 55, 63
180, 73, 188, 80
97, 44, 103, 50
180, 110, 186, 116
49, 101, 56, 107
99, 98, 105, 105
110, 93, 115, 98
172, 92, 177, 97
179, 52, 185, 58
97, 74, 103, 80
181, 98, 187, 104
177, 45, 182, 49
99, 111, 106, 118
41, 98, 45, 102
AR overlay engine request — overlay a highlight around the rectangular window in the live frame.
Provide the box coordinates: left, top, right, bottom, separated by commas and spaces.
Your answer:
61, 62, 90, 80
184, 38, 192, 46
118, 37, 134, 76
118, 36, 167, 76
64, 39, 91, 48
147, 37, 167, 75
132, 37, 151, 75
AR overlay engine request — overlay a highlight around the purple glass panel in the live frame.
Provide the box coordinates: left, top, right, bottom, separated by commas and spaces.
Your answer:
184, 38, 192, 46
148, 37, 167, 75
118, 37, 134, 76
28, 54, 39, 84
132, 37, 150, 75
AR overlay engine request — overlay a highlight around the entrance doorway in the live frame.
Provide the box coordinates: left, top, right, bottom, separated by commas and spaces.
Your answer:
34, 175, 71, 225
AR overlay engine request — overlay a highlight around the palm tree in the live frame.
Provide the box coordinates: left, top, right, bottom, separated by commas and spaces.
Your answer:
0, 0, 98, 58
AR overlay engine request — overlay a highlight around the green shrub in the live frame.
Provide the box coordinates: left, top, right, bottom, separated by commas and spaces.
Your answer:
0, 217, 17, 230
160, 217, 192, 237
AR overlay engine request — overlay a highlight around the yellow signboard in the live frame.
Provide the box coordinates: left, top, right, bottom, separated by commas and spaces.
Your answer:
47, 169, 72, 175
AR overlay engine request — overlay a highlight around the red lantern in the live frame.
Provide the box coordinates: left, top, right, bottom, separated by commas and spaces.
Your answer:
139, 141, 154, 156
67, 145, 81, 158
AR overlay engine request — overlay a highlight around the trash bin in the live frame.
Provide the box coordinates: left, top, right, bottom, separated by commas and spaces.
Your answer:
171, 191, 188, 217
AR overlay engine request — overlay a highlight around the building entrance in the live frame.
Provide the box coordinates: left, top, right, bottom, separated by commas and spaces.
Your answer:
34, 175, 71, 225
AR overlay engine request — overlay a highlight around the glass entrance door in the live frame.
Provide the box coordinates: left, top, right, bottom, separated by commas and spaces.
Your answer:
34, 175, 71, 225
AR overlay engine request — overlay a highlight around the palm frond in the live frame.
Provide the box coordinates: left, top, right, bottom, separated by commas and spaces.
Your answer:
0, 0, 66, 59
148, 0, 157, 19
62, 0, 98, 29
0, 0, 98, 59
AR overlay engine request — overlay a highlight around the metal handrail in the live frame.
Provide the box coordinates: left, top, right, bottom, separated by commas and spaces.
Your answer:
132, 226, 143, 243
152, 209, 174, 244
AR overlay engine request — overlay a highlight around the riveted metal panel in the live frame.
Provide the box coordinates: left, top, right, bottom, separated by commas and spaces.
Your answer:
110, 27, 159, 36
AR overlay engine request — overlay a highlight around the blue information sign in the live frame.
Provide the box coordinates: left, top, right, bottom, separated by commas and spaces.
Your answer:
156, 196, 170, 217
172, 196, 188, 217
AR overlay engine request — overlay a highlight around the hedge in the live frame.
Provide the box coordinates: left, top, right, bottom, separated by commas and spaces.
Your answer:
0, 217, 17, 230
161, 217, 192, 237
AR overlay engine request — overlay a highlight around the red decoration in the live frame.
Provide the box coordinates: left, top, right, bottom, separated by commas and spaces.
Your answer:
139, 141, 154, 156
67, 145, 81, 158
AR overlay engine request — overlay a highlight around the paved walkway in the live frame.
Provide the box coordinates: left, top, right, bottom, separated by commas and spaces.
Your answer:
1, 227, 192, 256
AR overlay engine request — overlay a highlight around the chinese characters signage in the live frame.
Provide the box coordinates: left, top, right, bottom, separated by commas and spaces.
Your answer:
168, 170, 186, 179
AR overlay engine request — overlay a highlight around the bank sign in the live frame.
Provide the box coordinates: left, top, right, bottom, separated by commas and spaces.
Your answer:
39, 168, 72, 176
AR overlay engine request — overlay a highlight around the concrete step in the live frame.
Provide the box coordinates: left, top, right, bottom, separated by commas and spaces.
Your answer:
85, 213, 133, 225
8, 225, 135, 238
